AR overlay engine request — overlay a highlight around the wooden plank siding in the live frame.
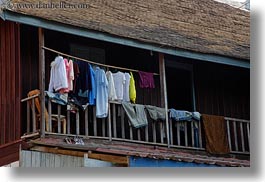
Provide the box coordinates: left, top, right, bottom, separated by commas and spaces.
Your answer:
0, 19, 21, 166
194, 62, 250, 120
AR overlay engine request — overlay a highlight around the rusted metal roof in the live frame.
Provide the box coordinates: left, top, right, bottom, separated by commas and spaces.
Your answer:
30, 136, 250, 167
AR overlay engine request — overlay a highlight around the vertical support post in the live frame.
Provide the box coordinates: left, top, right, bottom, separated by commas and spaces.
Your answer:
159, 53, 170, 147
121, 106, 125, 139
129, 125, 133, 140
102, 118, 106, 137
169, 118, 173, 145
240, 122, 245, 152
76, 109, 80, 135
48, 98, 52, 132
247, 122, 250, 149
27, 101, 30, 133
137, 129, 141, 141
198, 121, 202, 148
191, 121, 195, 147
31, 99, 36, 132
226, 120, 232, 152
112, 104, 117, 138
67, 111, 70, 134
145, 125, 149, 142
184, 122, 188, 147
160, 122, 164, 144
38, 27, 45, 137
152, 122, 156, 143
177, 122, 180, 145
233, 121, 238, 151
93, 106, 97, 136
108, 103, 112, 141
57, 105, 61, 134
85, 108, 88, 136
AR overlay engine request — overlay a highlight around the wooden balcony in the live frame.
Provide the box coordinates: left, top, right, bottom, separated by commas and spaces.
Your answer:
21, 96, 250, 155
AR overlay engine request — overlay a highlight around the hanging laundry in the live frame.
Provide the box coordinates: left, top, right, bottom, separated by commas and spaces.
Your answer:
72, 61, 80, 93
94, 67, 108, 118
112, 71, 126, 101
138, 71, 155, 89
145, 105, 166, 121
129, 72, 136, 103
88, 64, 96, 105
169, 109, 192, 121
68, 59, 74, 91
75, 61, 91, 96
202, 114, 229, 154
123, 72, 131, 102
106, 71, 117, 101
121, 102, 148, 128
59, 58, 74, 93
48, 56, 68, 92
45, 91, 68, 105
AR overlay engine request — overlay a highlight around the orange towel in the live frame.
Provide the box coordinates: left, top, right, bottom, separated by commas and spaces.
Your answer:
202, 114, 230, 154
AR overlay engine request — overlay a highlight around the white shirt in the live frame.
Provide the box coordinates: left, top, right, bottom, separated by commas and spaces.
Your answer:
48, 56, 68, 92
112, 71, 126, 101
123, 72, 131, 102
106, 71, 117, 101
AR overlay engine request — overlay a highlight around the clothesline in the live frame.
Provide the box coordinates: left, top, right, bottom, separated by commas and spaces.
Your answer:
42, 46, 159, 75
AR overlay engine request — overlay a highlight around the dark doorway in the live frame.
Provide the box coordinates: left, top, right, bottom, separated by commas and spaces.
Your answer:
165, 65, 193, 111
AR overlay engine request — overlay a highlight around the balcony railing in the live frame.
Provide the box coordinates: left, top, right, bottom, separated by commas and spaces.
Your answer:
21, 96, 250, 154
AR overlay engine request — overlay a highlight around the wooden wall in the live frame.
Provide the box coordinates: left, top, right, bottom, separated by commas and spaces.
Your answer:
0, 19, 21, 165
194, 62, 250, 120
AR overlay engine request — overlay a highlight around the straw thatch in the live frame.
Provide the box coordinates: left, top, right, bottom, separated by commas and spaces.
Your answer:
5, 0, 249, 59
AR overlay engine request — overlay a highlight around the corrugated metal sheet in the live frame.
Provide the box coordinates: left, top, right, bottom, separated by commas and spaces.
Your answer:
0, 19, 21, 166
129, 156, 218, 167
31, 136, 250, 167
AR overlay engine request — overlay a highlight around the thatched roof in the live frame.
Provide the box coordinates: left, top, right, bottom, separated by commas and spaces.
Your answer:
4, 0, 249, 60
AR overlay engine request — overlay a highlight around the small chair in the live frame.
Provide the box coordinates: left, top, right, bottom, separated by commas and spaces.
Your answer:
28, 89, 66, 134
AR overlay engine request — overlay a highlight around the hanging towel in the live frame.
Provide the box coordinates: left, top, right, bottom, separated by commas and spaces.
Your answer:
138, 71, 155, 89
129, 72, 136, 103
145, 105, 166, 121
202, 114, 230, 154
122, 102, 148, 128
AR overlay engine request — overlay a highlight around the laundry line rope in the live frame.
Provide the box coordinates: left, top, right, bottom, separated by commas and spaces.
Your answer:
42, 46, 159, 75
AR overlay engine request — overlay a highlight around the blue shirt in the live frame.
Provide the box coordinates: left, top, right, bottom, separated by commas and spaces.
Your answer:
89, 65, 96, 105
94, 67, 108, 118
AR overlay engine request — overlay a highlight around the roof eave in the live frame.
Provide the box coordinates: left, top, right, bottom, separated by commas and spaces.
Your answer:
2, 10, 250, 69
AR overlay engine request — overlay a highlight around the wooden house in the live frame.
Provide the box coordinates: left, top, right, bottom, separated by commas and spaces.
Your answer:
0, 0, 250, 167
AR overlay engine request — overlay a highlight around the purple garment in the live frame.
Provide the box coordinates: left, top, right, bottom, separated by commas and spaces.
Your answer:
138, 71, 155, 89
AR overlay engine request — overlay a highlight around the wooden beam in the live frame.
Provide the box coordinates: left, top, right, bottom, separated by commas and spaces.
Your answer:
158, 53, 170, 147
31, 146, 129, 165
38, 27, 45, 138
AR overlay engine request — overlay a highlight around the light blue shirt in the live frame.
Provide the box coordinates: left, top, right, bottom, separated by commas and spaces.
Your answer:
94, 67, 108, 118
